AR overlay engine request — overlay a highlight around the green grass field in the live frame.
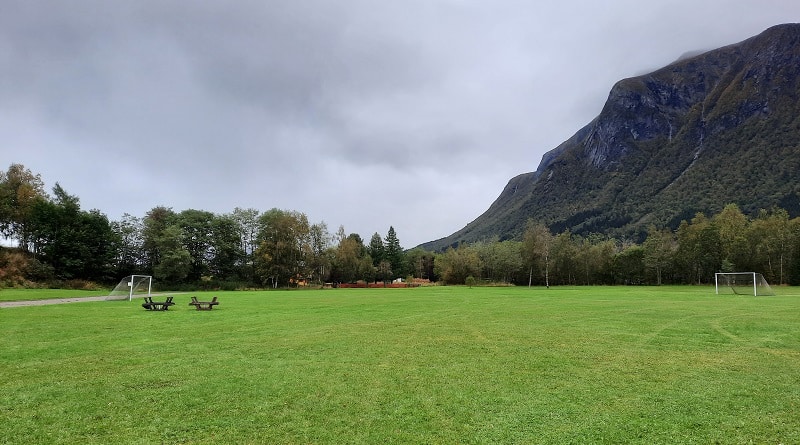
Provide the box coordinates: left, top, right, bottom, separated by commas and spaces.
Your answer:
2, 286, 799, 444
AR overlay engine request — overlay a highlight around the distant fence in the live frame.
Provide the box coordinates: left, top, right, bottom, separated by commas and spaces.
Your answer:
336, 282, 417, 288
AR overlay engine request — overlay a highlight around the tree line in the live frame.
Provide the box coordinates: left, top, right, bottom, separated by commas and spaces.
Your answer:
434, 205, 800, 286
0, 164, 413, 289
2, 163, 799, 288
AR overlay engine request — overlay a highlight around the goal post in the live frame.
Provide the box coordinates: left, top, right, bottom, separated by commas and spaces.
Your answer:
107, 275, 153, 301
715, 272, 775, 296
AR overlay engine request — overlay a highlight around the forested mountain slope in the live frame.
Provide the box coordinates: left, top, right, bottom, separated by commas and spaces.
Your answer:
422, 23, 800, 251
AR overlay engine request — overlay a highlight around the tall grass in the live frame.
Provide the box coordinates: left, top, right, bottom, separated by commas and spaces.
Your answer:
1, 286, 798, 444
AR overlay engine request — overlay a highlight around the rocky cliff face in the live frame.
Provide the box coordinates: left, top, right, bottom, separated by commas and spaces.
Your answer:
422, 24, 800, 251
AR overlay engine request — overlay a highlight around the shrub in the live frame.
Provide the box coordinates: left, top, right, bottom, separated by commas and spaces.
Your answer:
465, 276, 476, 288
63, 279, 101, 291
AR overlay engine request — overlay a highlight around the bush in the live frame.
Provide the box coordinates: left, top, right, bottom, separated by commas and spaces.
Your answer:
24, 257, 55, 283
0, 250, 29, 287
465, 276, 476, 288
62, 279, 102, 291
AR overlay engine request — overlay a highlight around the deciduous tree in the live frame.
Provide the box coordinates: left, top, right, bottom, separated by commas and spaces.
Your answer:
642, 225, 675, 285
550, 231, 576, 285
0, 163, 48, 248
111, 213, 144, 275
749, 208, 792, 284
406, 247, 435, 281
254, 208, 311, 287
521, 221, 553, 287
713, 204, 750, 271
209, 213, 243, 281
142, 206, 177, 273
177, 209, 216, 281
308, 221, 332, 284
330, 231, 370, 284
230, 207, 260, 282
434, 245, 482, 285
153, 224, 192, 282
675, 213, 722, 284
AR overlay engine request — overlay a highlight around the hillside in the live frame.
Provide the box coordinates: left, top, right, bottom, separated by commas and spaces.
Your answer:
422, 23, 800, 251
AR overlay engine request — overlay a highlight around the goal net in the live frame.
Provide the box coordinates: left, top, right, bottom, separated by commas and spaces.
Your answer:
715, 272, 775, 296
107, 275, 152, 301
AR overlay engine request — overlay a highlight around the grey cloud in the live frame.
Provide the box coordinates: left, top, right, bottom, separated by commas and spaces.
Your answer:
2, 0, 798, 246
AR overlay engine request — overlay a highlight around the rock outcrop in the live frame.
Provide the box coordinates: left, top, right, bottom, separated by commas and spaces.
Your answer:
422, 24, 800, 251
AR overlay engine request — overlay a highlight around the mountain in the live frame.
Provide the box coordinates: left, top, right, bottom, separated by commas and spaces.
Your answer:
421, 23, 800, 251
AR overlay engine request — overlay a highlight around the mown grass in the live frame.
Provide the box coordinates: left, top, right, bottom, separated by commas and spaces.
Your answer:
1, 286, 799, 444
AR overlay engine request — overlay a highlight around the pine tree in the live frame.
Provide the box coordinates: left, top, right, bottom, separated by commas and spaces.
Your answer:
384, 226, 405, 279
367, 232, 385, 267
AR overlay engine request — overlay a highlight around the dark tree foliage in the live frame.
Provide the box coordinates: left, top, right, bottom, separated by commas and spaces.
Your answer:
329, 232, 371, 284
613, 245, 646, 285
142, 206, 177, 274
176, 209, 216, 281
26, 184, 117, 282
209, 214, 244, 281
406, 248, 436, 281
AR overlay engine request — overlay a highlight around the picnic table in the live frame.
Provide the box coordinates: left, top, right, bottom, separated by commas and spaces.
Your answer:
142, 296, 175, 311
189, 296, 219, 310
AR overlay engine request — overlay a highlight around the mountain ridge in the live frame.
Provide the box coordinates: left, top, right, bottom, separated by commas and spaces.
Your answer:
421, 23, 800, 251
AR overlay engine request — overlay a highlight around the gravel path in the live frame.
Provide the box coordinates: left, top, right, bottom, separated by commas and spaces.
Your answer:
0, 294, 177, 308
0, 296, 118, 308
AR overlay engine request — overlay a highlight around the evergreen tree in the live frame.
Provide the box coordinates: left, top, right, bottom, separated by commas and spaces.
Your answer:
384, 226, 405, 279
367, 232, 385, 267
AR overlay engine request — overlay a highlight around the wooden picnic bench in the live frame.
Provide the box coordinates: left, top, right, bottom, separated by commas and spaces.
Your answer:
142, 296, 175, 311
189, 296, 219, 310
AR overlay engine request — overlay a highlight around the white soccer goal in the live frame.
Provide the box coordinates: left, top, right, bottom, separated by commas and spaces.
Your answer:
715, 272, 775, 296
107, 275, 153, 301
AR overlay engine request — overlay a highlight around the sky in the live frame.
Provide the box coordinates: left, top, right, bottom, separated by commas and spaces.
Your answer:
2, 1, 798, 248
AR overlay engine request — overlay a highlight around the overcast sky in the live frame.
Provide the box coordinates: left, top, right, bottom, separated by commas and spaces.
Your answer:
2, 1, 798, 247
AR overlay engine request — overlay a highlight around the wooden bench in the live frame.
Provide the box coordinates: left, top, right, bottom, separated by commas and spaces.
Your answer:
189, 296, 219, 310
142, 296, 175, 311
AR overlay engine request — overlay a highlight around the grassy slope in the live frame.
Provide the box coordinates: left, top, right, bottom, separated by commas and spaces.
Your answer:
1, 286, 799, 444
